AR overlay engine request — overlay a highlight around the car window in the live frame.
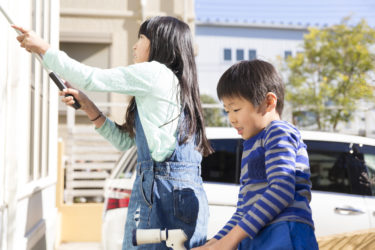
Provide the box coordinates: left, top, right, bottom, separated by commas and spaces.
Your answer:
114, 147, 137, 179
201, 139, 243, 184
305, 140, 372, 196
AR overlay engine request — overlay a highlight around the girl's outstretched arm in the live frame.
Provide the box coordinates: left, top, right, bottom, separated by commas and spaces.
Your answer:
12, 26, 159, 97
12, 25, 50, 55
59, 82, 135, 151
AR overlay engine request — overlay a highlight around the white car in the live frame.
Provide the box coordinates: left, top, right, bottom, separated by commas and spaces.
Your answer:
101, 127, 375, 250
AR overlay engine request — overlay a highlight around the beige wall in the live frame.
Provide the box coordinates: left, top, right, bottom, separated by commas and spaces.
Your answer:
59, 0, 195, 123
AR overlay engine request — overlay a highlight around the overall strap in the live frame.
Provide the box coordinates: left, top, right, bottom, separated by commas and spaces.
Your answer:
165, 111, 202, 164
134, 106, 153, 162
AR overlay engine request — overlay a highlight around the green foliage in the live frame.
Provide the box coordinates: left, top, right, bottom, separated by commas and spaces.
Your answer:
284, 18, 375, 130
200, 94, 227, 127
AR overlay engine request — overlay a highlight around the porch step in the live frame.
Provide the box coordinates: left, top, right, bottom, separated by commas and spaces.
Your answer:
62, 124, 122, 203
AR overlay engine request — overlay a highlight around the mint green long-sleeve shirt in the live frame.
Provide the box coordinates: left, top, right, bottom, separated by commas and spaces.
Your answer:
43, 48, 180, 162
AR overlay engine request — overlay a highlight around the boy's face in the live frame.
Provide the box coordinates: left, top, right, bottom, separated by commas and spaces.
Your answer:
222, 96, 268, 140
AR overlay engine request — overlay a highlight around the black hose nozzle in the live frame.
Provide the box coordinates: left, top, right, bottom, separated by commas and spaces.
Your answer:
48, 72, 81, 109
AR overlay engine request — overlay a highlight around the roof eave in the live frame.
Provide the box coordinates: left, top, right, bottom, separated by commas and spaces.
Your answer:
196, 20, 311, 30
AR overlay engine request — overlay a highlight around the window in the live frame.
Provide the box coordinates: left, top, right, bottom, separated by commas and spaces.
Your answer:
201, 139, 243, 184
284, 50, 292, 59
223, 48, 232, 61
361, 145, 375, 195
236, 49, 244, 61
28, 0, 51, 181
249, 49, 257, 60
306, 140, 373, 196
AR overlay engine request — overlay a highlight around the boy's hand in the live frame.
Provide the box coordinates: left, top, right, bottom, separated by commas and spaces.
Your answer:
12, 25, 50, 55
192, 226, 247, 250
192, 239, 236, 250
192, 238, 217, 250
204, 238, 218, 246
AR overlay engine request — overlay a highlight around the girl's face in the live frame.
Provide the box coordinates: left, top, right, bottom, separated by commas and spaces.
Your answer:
133, 34, 150, 63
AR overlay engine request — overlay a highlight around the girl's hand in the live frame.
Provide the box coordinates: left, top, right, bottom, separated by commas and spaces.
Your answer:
59, 83, 92, 111
59, 82, 105, 127
12, 25, 50, 55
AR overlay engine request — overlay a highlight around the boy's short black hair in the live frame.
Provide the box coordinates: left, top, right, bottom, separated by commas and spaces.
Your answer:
217, 60, 285, 115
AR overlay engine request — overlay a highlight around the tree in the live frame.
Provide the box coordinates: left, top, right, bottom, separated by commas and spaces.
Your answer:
200, 94, 227, 127
284, 18, 375, 131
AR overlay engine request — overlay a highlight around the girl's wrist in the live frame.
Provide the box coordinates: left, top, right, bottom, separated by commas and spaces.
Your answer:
82, 99, 98, 114
87, 108, 102, 121
39, 44, 50, 55
90, 112, 103, 122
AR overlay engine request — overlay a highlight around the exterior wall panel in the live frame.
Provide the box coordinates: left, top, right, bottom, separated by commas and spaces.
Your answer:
0, 0, 59, 249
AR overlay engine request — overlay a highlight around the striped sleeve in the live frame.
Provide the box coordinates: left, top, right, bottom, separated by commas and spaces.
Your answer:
213, 192, 244, 240
238, 125, 298, 239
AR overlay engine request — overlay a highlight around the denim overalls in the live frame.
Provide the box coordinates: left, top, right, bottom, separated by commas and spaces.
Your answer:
122, 108, 209, 249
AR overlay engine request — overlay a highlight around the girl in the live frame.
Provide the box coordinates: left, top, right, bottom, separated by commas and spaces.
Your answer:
14, 16, 213, 249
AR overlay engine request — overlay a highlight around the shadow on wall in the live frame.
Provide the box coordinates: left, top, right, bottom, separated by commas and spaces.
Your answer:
25, 189, 46, 250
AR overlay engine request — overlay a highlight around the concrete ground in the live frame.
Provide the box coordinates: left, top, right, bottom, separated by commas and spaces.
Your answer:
55, 242, 101, 250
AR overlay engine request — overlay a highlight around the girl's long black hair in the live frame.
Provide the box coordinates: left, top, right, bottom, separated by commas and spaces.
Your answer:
119, 16, 213, 156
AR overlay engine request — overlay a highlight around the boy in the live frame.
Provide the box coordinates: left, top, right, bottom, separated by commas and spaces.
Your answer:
193, 60, 318, 250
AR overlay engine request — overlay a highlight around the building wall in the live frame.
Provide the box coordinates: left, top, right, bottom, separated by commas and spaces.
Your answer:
195, 24, 306, 99
0, 0, 59, 249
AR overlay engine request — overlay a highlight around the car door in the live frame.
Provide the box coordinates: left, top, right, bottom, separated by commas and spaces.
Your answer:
201, 138, 242, 239
311, 191, 369, 236
306, 140, 371, 237
203, 182, 239, 239
361, 144, 375, 229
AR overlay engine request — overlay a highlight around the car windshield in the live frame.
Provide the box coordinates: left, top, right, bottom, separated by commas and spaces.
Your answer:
114, 147, 137, 179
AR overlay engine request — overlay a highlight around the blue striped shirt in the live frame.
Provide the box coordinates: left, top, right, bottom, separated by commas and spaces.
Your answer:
214, 120, 314, 240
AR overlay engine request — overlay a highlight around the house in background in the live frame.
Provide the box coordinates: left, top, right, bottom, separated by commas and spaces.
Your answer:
194, 0, 375, 137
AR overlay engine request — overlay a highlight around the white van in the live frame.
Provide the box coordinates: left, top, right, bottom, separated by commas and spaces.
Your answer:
101, 127, 375, 250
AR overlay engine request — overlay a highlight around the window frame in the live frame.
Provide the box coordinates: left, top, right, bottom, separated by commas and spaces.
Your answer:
28, 0, 52, 182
